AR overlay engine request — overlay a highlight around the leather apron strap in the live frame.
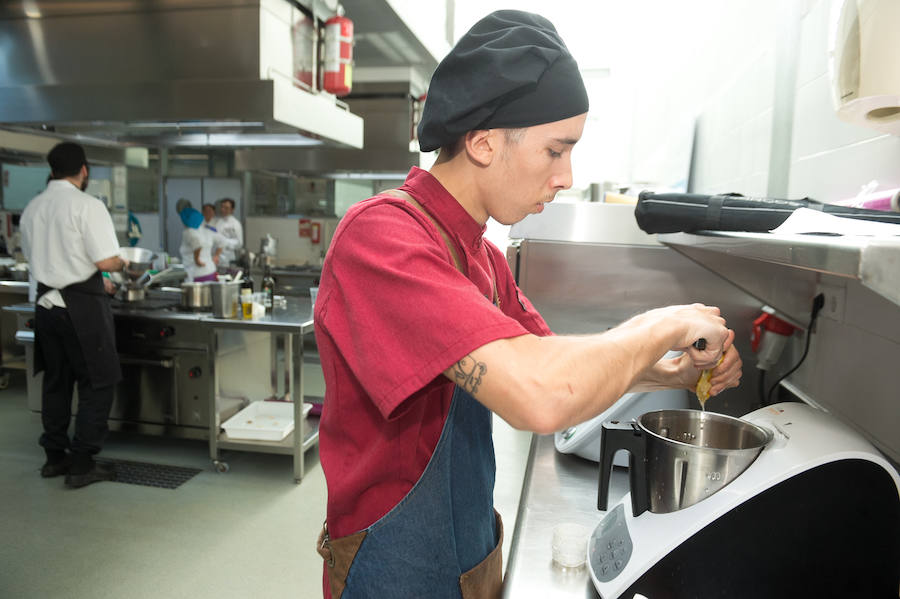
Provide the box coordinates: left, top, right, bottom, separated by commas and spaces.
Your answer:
384, 189, 499, 308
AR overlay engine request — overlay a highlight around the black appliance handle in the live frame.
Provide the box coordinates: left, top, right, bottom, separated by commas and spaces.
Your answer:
598, 419, 650, 517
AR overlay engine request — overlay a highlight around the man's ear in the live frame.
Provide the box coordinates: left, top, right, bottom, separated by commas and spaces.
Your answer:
463, 129, 497, 167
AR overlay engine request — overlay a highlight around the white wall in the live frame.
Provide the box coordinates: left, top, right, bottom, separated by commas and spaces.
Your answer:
245, 216, 338, 267
788, 0, 900, 203
451, 0, 900, 202
626, 0, 781, 196
625, 0, 900, 202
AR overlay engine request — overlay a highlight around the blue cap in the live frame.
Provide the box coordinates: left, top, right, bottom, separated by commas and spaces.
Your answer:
180, 207, 203, 229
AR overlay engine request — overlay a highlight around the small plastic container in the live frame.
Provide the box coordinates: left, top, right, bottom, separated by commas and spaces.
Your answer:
221, 401, 312, 441
551, 522, 589, 569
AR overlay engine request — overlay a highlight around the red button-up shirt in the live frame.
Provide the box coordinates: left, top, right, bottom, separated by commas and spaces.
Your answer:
315, 167, 551, 538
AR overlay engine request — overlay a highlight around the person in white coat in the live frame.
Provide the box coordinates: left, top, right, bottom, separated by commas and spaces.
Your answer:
21, 142, 128, 489
178, 207, 240, 282
211, 197, 242, 265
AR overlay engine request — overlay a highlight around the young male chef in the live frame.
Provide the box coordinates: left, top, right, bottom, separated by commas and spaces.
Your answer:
211, 197, 242, 265
21, 142, 128, 488
314, 10, 743, 598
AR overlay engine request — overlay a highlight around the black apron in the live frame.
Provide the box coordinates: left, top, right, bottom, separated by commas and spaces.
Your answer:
35, 271, 122, 389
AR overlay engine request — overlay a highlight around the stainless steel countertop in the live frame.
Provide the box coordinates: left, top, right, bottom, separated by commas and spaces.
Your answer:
205, 297, 314, 333
0, 281, 30, 292
3, 295, 314, 334
504, 434, 629, 598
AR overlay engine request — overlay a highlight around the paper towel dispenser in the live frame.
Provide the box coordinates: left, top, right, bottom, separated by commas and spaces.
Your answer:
829, 0, 900, 135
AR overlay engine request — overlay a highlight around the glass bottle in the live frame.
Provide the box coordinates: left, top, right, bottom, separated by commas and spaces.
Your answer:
262, 265, 275, 312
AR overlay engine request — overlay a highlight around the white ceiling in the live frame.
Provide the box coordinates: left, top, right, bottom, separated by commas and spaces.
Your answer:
453, 1, 750, 76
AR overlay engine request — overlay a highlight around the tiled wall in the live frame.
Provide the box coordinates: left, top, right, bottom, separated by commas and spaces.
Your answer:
630, 0, 900, 203
788, 0, 900, 203
628, 1, 780, 196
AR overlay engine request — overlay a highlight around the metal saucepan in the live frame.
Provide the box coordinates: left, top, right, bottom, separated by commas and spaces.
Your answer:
598, 409, 773, 516
181, 282, 212, 310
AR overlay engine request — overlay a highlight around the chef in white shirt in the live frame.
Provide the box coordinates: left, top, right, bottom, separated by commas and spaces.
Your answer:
211, 197, 243, 265
178, 207, 241, 281
20, 142, 128, 489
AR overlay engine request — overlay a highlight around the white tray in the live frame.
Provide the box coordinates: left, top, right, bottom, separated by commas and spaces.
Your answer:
222, 401, 311, 441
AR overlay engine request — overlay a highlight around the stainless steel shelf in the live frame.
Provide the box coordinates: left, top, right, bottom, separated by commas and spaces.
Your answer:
658, 231, 900, 308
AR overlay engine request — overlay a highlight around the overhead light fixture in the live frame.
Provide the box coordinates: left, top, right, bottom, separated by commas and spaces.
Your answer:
124, 120, 266, 129
154, 133, 323, 147
322, 171, 408, 180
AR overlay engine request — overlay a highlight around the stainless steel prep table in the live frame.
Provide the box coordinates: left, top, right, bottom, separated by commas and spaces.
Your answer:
0, 281, 29, 384
504, 434, 629, 598
6, 295, 319, 483
204, 297, 318, 482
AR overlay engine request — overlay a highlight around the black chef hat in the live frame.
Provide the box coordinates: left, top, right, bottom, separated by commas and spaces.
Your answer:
417, 10, 589, 153
47, 142, 88, 178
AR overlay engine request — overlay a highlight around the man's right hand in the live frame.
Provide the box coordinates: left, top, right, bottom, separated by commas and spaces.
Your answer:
96, 255, 128, 273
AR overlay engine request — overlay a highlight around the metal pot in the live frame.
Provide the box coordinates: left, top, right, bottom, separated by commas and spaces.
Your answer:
598, 409, 773, 516
209, 281, 241, 319
181, 282, 212, 310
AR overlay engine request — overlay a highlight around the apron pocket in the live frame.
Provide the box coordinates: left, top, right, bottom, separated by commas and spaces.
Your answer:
458, 511, 503, 599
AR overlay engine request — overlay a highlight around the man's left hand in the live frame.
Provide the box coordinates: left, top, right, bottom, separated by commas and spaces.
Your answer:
103, 277, 117, 296
672, 330, 743, 396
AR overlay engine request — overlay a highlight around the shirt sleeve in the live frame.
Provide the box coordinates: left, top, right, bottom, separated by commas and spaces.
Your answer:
318, 202, 530, 419
214, 231, 241, 249
81, 198, 120, 264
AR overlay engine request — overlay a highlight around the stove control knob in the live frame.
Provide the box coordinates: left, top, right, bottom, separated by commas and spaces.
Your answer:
188, 367, 202, 379
158, 326, 175, 339
25, 318, 34, 330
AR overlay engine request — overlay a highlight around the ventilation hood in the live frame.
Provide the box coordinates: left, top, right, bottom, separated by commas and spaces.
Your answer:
0, 0, 363, 149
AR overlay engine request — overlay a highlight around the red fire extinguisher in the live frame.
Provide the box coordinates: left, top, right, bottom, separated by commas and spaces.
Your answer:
322, 15, 353, 97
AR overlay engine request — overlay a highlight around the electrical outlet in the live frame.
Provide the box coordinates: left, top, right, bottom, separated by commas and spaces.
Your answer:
816, 282, 846, 322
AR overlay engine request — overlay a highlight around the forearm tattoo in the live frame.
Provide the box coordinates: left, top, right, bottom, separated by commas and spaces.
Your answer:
452, 355, 487, 395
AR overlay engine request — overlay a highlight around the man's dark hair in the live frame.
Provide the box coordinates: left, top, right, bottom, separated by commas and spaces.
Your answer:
47, 142, 88, 178
219, 198, 235, 210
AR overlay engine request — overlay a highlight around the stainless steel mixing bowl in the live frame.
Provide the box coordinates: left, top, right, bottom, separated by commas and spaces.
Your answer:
119, 247, 155, 282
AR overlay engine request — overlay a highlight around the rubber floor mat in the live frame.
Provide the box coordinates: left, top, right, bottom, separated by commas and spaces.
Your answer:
95, 458, 201, 490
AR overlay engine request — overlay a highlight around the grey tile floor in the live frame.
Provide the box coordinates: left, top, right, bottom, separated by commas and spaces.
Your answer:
0, 368, 531, 598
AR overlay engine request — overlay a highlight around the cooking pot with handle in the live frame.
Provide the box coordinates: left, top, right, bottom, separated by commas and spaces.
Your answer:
598, 409, 773, 516
181, 282, 212, 310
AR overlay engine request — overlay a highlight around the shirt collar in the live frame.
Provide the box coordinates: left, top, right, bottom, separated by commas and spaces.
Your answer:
47, 179, 78, 191
401, 167, 487, 252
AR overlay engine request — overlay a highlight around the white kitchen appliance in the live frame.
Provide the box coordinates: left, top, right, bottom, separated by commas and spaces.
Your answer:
554, 388, 689, 467
588, 402, 900, 598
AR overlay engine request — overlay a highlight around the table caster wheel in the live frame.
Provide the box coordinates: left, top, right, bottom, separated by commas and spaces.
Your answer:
213, 460, 230, 473
0, 372, 9, 390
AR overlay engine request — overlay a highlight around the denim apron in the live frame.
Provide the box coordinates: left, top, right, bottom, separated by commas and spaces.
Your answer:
322, 383, 502, 599
319, 190, 503, 597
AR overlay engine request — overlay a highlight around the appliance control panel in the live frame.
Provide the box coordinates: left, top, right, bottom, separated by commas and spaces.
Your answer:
589, 504, 633, 583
